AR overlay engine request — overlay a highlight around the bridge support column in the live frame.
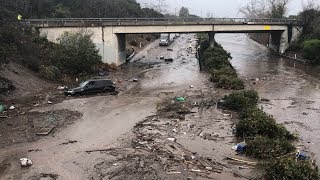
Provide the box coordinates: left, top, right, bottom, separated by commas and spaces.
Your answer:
269, 29, 289, 54
208, 32, 215, 48
103, 27, 126, 65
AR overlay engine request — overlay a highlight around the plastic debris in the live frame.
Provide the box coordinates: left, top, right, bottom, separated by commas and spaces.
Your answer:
165, 58, 174, 62
20, 158, 33, 167
297, 150, 308, 160
232, 143, 247, 153
0, 104, 4, 113
9, 105, 15, 110
176, 97, 186, 102
167, 138, 176, 142
57, 86, 67, 90
190, 85, 194, 88
187, 124, 194, 128
47, 101, 53, 104
133, 78, 139, 82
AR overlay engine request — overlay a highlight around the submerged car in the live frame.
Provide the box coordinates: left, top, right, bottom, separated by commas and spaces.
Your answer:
64, 79, 117, 96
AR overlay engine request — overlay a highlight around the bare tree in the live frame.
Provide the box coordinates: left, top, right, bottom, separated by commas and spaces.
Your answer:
239, 0, 291, 18
302, 0, 319, 11
239, 0, 270, 18
268, 0, 290, 18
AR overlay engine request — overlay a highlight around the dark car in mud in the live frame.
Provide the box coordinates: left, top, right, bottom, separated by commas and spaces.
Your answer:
64, 79, 117, 96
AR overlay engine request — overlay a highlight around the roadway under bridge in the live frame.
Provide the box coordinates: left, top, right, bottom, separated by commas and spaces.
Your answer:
23, 18, 303, 65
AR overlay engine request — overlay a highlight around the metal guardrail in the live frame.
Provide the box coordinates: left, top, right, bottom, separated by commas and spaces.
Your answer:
21, 18, 302, 27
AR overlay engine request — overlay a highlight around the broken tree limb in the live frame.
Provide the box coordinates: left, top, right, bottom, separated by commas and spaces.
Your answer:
222, 154, 257, 165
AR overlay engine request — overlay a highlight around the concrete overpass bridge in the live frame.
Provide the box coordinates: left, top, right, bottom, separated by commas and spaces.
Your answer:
22, 18, 303, 65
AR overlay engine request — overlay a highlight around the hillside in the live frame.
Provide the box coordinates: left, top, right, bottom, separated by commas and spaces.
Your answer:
0, 0, 163, 99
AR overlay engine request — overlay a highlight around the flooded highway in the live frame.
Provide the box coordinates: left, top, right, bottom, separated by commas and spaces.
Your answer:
217, 33, 320, 164
1, 33, 319, 179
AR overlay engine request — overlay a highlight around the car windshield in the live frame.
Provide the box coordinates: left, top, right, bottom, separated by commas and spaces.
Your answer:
79, 81, 89, 87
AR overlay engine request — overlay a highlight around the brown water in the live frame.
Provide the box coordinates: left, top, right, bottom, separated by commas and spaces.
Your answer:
217, 33, 320, 164
1, 33, 319, 179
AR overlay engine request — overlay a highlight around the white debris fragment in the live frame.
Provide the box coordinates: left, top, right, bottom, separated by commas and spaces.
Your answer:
20, 158, 33, 167
167, 138, 176, 142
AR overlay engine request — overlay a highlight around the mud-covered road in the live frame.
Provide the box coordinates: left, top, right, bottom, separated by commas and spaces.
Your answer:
1, 33, 320, 180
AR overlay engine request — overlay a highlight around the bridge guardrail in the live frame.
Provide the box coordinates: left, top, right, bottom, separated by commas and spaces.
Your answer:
21, 18, 302, 27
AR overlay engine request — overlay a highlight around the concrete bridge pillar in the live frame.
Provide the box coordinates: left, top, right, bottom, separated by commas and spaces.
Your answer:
102, 27, 126, 65
39, 26, 127, 65
208, 32, 215, 48
269, 26, 303, 54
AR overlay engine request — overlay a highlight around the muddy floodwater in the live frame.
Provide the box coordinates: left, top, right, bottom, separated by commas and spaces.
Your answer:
216, 34, 320, 164
1, 33, 320, 180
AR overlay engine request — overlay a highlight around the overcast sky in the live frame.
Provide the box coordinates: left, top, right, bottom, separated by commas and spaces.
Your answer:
137, 0, 308, 17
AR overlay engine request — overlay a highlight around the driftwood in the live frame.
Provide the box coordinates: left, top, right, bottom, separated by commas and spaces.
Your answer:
222, 154, 257, 165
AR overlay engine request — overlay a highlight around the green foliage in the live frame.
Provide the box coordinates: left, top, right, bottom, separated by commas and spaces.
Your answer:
39, 65, 61, 80
1, 0, 163, 19
302, 39, 320, 64
210, 67, 237, 82
262, 157, 320, 180
202, 46, 232, 70
236, 108, 294, 139
216, 76, 245, 90
198, 39, 244, 90
245, 136, 295, 160
209, 67, 245, 90
51, 31, 102, 75
179, 7, 190, 18
222, 90, 259, 111
52, 3, 71, 18
299, 9, 320, 40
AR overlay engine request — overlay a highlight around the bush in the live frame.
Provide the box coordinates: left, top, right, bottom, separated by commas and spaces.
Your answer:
0, 77, 15, 93
223, 90, 259, 111
202, 47, 232, 71
302, 39, 320, 64
209, 67, 237, 82
216, 76, 245, 90
39, 65, 61, 80
262, 157, 320, 180
51, 31, 102, 75
245, 136, 295, 160
236, 108, 295, 139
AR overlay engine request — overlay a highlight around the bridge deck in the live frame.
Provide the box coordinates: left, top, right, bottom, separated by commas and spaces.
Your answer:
22, 18, 302, 27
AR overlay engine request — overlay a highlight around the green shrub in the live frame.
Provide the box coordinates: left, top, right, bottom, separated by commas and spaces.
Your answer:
236, 108, 294, 139
223, 90, 259, 111
302, 39, 320, 64
262, 157, 320, 180
39, 65, 61, 80
216, 76, 245, 90
245, 136, 295, 160
52, 31, 102, 75
202, 47, 232, 71
209, 67, 237, 82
